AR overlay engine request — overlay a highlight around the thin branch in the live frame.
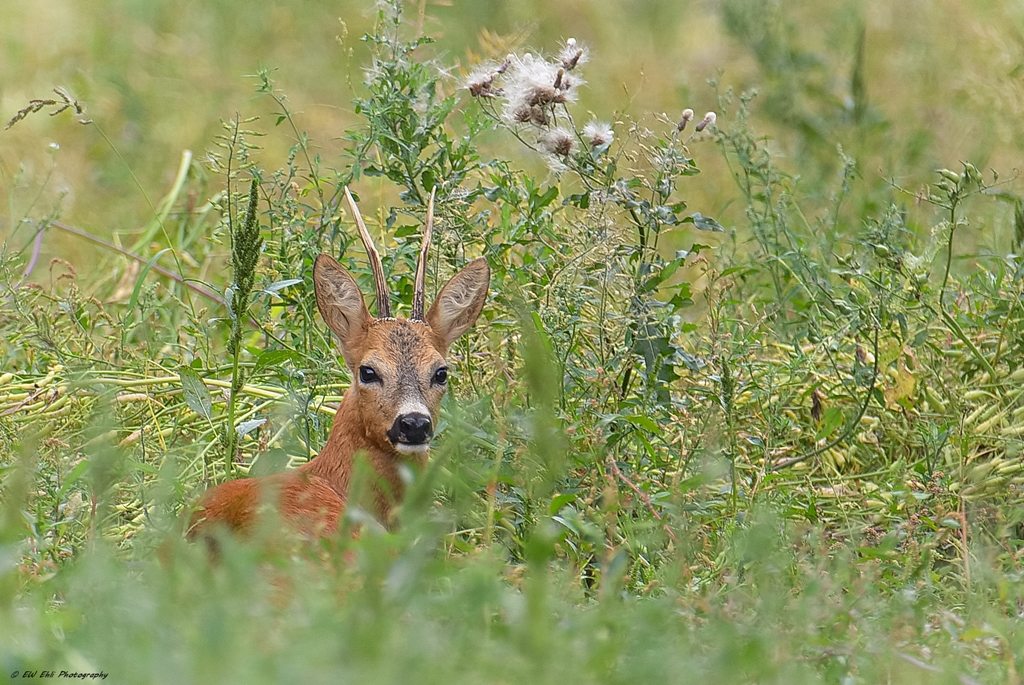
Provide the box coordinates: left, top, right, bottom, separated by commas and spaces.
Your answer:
48, 220, 226, 307
45, 220, 302, 353
771, 324, 880, 472
607, 455, 678, 544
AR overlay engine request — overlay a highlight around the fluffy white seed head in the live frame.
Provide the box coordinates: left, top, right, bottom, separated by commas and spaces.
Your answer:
501, 53, 585, 126
582, 121, 614, 148
466, 64, 500, 98
541, 127, 577, 157
558, 37, 588, 71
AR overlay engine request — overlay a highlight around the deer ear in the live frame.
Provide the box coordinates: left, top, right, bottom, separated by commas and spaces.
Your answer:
425, 258, 490, 348
313, 253, 370, 366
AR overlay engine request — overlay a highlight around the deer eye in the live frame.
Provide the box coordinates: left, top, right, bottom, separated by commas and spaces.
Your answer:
432, 367, 448, 385
359, 366, 381, 384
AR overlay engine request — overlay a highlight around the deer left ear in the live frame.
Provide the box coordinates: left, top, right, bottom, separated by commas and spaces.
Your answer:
425, 258, 490, 348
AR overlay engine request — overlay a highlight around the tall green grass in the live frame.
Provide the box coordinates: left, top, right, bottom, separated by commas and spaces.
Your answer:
2, 1, 1024, 683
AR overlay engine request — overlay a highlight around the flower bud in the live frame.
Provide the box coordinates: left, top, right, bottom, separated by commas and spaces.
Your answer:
695, 111, 717, 132
677, 109, 694, 131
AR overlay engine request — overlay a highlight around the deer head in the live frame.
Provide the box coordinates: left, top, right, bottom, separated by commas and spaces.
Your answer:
313, 188, 490, 458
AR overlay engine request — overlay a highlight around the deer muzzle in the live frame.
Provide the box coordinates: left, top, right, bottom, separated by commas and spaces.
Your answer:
388, 412, 433, 450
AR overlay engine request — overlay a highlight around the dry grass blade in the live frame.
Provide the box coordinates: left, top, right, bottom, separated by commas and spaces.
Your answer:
49, 220, 227, 308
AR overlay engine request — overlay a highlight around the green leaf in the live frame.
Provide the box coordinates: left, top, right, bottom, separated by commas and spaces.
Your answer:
676, 243, 712, 259
126, 459, 158, 475
55, 460, 90, 501
567, 192, 590, 209
236, 418, 266, 439
668, 281, 694, 310
685, 212, 725, 232
127, 248, 172, 315
249, 448, 291, 477
262, 278, 302, 296
252, 349, 299, 376
624, 414, 664, 436
420, 168, 436, 192
531, 186, 559, 211
549, 492, 578, 515
678, 473, 710, 492
178, 365, 213, 422
816, 406, 845, 441
642, 258, 683, 292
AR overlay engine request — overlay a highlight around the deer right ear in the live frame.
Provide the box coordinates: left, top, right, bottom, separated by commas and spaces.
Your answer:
313, 254, 370, 366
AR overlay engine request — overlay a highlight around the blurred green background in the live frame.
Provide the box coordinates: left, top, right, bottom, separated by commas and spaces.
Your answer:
3, 0, 1024, 270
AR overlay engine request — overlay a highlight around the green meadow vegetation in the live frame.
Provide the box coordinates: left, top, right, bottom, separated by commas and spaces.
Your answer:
3, 0, 1024, 682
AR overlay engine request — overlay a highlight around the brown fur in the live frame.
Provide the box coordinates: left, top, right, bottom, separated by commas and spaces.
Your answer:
187, 254, 489, 544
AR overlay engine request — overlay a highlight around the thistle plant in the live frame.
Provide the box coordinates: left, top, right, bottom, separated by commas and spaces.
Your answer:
466, 38, 593, 173
466, 36, 722, 411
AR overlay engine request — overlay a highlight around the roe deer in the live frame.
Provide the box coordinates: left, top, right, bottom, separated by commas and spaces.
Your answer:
187, 187, 489, 543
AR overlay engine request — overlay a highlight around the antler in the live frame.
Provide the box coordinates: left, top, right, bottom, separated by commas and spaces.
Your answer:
410, 187, 436, 321
344, 186, 392, 319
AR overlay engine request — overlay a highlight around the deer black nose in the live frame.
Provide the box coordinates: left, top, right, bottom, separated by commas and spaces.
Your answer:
391, 413, 433, 445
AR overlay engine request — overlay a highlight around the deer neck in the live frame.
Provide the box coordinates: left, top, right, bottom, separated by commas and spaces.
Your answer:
299, 388, 421, 526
